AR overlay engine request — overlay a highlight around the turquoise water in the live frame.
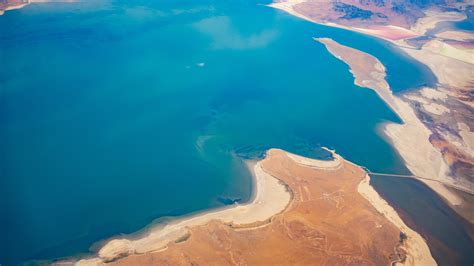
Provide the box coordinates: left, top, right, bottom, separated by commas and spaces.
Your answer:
0, 1, 471, 265
454, 6, 473, 31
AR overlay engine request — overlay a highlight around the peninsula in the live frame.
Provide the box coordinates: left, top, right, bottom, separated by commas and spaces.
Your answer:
271, 0, 474, 223
0, 0, 28, 15
58, 149, 434, 265
2, 1, 471, 265
0, 0, 78, 15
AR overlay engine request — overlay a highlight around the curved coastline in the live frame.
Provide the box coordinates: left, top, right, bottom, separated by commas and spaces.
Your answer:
55, 149, 435, 265
0, 3, 28, 15
67, 159, 292, 265
269, 1, 474, 222
4, 2, 468, 264
314, 37, 467, 206
358, 174, 435, 266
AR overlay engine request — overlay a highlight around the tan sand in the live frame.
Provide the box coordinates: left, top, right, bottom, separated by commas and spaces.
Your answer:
423, 102, 450, 115
403, 94, 450, 115
316, 38, 465, 206
400, 43, 473, 89
419, 87, 449, 100
422, 39, 474, 64
0, 0, 80, 15
74, 161, 291, 264
290, 150, 435, 266
80, 149, 435, 266
61, 148, 437, 266
458, 122, 474, 152
358, 174, 436, 266
268, 1, 419, 42
288, 149, 435, 265
354, 25, 419, 41
410, 9, 466, 35
0, 3, 28, 15
269, 0, 473, 89
284, 148, 342, 170
436, 30, 474, 42
268, 0, 417, 41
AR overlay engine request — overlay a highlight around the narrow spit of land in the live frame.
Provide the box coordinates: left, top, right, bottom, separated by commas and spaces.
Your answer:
315, 37, 469, 208
270, 0, 474, 224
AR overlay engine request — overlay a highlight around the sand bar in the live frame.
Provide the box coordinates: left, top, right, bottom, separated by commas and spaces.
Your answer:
315, 37, 465, 206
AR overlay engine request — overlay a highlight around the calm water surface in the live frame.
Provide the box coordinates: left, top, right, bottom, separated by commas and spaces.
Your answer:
0, 1, 471, 265
455, 6, 474, 31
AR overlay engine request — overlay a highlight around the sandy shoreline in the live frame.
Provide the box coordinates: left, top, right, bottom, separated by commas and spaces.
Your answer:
316, 37, 464, 207
7, 1, 465, 264
358, 174, 436, 266
0, 1, 80, 16
284, 147, 342, 170
56, 149, 436, 265
67, 159, 291, 265
268, 1, 420, 42
55, 148, 437, 265
287, 149, 435, 265
0, 3, 28, 15
270, 2, 474, 217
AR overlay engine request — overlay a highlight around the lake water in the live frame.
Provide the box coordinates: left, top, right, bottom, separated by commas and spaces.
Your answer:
454, 6, 474, 31
0, 1, 472, 265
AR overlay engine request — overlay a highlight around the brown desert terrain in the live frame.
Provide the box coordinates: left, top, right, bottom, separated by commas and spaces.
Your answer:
67, 149, 434, 266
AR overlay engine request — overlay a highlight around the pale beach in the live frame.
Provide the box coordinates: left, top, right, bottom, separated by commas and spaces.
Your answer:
73, 160, 291, 264
68, 149, 435, 265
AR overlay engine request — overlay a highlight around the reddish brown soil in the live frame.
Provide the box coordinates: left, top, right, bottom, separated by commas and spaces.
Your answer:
110, 149, 403, 266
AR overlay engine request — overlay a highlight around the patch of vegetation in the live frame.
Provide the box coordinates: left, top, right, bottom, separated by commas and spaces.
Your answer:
391, 2, 407, 14
360, 0, 386, 7
399, 231, 408, 243
334, 3, 374, 20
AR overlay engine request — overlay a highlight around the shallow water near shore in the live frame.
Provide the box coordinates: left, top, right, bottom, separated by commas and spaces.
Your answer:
0, 0, 471, 265
454, 7, 474, 31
